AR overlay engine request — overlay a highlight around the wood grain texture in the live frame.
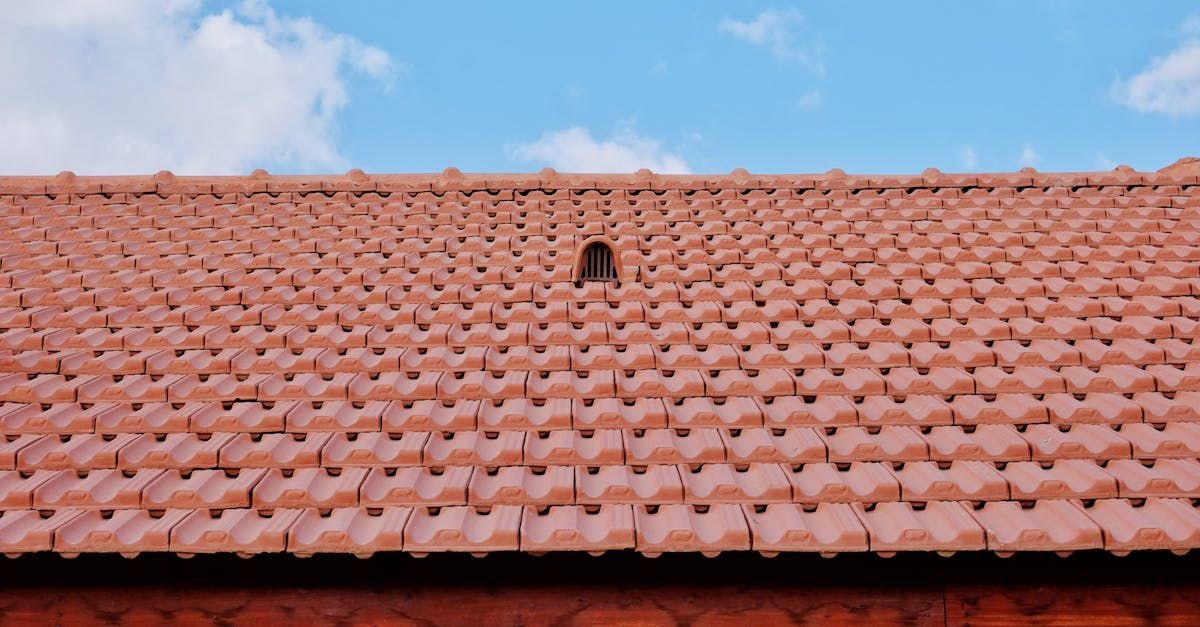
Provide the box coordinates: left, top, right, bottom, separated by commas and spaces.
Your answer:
945, 585, 1200, 627
5, 583, 1200, 626
0, 585, 944, 626
0, 553, 1197, 626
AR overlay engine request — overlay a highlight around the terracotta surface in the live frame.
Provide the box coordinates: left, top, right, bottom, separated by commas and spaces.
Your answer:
0, 166, 1199, 556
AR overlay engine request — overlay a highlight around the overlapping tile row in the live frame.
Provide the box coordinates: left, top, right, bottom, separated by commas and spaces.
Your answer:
0, 167, 1198, 557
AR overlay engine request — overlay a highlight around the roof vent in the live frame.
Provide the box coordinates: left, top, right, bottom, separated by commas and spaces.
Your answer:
576, 240, 619, 283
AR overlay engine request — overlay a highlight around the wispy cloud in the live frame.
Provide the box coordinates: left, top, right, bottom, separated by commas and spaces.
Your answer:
648, 60, 668, 77
1095, 152, 1118, 169
0, 0, 397, 174
1018, 144, 1041, 167
795, 89, 823, 110
1182, 14, 1200, 36
510, 125, 690, 173
719, 9, 825, 73
960, 145, 978, 170
1112, 16, 1200, 116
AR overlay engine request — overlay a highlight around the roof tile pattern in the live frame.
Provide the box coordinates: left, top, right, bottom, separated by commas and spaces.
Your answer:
0, 166, 1199, 557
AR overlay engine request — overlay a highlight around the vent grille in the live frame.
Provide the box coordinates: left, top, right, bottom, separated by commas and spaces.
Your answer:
578, 242, 618, 282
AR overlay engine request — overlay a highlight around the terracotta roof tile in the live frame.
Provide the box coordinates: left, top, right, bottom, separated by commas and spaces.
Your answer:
854, 501, 986, 555
1, 166, 1198, 556
170, 507, 302, 555
54, 508, 191, 557
970, 500, 1103, 554
519, 504, 635, 553
404, 505, 521, 555
1085, 498, 1200, 553
634, 503, 751, 556
287, 506, 411, 557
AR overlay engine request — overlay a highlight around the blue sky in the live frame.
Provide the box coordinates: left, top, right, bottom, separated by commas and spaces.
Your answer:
2, 1, 1199, 174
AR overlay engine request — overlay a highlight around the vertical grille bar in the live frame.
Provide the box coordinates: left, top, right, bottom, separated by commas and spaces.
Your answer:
578, 242, 617, 282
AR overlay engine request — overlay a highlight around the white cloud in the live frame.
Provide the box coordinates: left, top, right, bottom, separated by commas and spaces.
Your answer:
0, 0, 396, 174
719, 9, 824, 73
960, 146, 978, 170
511, 126, 690, 174
1182, 15, 1200, 37
1112, 19, 1200, 116
1018, 144, 1041, 167
795, 89, 824, 110
1096, 152, 1118, 169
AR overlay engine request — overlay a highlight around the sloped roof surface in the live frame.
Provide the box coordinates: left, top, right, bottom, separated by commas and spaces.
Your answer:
0, 164, 1198, 558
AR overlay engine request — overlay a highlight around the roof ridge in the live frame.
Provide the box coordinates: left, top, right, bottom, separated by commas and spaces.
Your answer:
0, 157, 1196, 194
1160, 157, 1200, 176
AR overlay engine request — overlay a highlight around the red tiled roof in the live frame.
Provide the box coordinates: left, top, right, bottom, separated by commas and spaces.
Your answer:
0, 163, 1198, 558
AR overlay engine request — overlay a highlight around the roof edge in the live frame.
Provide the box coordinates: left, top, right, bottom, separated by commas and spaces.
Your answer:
1, 158, 1196, 194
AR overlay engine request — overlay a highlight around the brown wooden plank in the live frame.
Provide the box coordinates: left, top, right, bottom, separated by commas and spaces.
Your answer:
0, 584, 944, 626
945, 584, 1200, 627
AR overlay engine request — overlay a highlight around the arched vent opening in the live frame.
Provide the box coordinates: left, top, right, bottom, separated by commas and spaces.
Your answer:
577, 241, 619, 283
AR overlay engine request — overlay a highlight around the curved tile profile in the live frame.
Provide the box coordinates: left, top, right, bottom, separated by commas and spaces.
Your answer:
170, 508, 302, 555
854, 501, 986, 553
744, 503, 869, 554
970, 500, 1104, 553
403, 505, 521, 553
54, 508, 191, 555
287, 507, 411, 556
634, 503, 751, 555
0, 166, 1197, 556
520, 505, 635, 552
0, 509, 84, 554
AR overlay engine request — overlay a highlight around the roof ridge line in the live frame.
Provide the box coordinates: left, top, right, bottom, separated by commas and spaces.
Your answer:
0, 157, 1196, 194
